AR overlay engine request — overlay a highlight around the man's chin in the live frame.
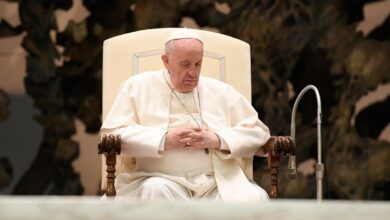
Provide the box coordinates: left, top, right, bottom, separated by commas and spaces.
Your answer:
178, 85, 196, 93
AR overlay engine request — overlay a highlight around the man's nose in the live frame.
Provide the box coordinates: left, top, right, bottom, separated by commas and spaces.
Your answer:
187, 68, 197, 77
188, 71, 195, 76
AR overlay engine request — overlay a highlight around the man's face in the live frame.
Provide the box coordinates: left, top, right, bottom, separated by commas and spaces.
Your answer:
162, 39, 203, 93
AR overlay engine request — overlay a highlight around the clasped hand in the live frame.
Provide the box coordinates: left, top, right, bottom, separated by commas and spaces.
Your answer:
164, 127, 221, 151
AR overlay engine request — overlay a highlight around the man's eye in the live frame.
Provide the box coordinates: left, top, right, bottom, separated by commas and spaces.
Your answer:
181, 63, 190, 67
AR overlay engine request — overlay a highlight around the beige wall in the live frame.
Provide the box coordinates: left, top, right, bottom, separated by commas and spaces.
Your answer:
0, 0, 389, 195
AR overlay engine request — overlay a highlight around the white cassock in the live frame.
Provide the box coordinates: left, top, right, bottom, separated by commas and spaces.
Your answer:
101, 69, 271, 202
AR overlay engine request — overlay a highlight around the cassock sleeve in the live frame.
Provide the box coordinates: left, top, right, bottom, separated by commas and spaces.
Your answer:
100, 80, 166, 158
215, 85, 270, 158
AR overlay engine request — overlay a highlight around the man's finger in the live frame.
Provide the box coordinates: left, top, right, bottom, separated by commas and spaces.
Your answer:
178, 137, 193, 144
190, 127, 202, 132
177, 130, 193, 136
188, 132, 204, 139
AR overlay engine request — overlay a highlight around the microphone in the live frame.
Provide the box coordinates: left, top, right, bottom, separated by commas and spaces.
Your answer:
288, 154, 297, 179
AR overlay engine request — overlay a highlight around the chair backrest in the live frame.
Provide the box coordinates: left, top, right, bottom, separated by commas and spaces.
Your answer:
101, 28, 251, 190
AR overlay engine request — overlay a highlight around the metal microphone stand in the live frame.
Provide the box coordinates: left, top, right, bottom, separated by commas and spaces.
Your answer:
290, 85, 324, 201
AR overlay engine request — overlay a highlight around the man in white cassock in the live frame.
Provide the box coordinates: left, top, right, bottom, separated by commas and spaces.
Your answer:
101, 28, 271, 201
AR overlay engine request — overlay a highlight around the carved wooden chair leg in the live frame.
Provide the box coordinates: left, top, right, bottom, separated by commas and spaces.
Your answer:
98, 134, 121, 197
264, 136, 295, 198
268, 147, 280, 198
98, 134, 294, 199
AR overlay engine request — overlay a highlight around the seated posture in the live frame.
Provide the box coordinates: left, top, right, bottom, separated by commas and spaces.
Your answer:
101, 29, 271, 201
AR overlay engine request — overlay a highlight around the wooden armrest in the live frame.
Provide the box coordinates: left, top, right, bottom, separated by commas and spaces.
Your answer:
97, 135, 295, 199
261, 136, 295, 198
98, 134, 121, 197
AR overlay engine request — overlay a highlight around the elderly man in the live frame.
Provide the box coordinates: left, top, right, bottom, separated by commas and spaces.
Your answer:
101, 28, 271, 201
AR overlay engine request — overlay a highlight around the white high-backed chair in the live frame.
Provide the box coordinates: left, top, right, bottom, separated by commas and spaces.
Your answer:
99, 28, 294, 198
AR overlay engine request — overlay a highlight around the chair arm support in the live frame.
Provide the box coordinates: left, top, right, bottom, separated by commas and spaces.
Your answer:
98, 134, 121, 197
97, 135, 295, 199
260, 136, 295, 198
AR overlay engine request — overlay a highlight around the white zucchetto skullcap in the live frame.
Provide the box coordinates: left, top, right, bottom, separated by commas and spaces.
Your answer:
165, 28, 203, 45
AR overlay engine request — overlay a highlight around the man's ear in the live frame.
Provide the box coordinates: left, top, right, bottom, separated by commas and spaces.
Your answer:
161, 54, 169, 68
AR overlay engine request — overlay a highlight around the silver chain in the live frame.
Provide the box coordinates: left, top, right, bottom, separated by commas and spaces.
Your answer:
163, 73, 209, 154
171, 88, 202, 128
163, 73, 203, 128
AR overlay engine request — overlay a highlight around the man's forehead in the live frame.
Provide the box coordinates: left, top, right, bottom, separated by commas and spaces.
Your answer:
179, 58, 202, 63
